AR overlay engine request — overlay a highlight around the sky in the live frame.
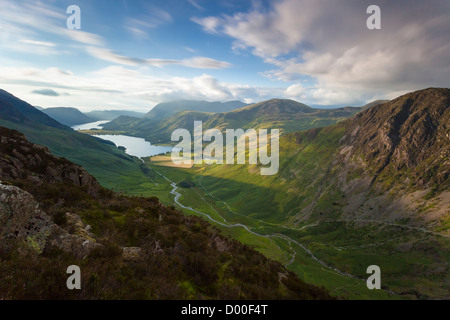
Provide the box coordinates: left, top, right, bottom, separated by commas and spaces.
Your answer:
0, 0, 449, 112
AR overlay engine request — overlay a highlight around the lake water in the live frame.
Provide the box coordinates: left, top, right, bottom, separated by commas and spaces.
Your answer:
72, 120, 110, 130
93, 134, 175, 158
72, 121, 176, 158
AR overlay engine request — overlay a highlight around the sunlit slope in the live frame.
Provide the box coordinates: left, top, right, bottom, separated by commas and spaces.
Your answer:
182, 88, 450, 299
0, 89, 147, 190
102, 99, 362, 144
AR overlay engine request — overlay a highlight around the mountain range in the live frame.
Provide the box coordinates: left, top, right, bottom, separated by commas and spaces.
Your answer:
184, 88, 449, 298
144, 100, 247, 121
38, 107, 145, 127
85, 110, 145, 121
0, 87, 448, 299
41, 107, 94, 126
103, 99, 362, 144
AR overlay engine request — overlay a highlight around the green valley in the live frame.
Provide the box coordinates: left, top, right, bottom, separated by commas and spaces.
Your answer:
130, 88, 450, 299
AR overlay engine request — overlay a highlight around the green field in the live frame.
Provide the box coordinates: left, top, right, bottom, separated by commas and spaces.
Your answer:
6, 116, 446, 299
121, 159, 407, 299
116, 145, 449, 300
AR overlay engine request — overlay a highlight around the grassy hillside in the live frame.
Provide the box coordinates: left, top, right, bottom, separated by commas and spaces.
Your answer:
0, 89, 149, 192
42, 107, 94, 126
85, 110, 145, 121
144, 100, 246, 121
103, 99, 362, 144
0, 126, 332, 300
138, 89, 450, 299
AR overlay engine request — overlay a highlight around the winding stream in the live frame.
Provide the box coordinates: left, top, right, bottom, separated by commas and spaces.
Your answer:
152, 168, 357, 279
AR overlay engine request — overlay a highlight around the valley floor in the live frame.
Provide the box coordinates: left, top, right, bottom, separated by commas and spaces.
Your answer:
81, 149, 448, 300
105, 158, 444, 300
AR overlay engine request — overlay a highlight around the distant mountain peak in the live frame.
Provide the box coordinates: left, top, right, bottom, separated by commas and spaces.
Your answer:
0, 89, 68, 130
144, 100, 247, 120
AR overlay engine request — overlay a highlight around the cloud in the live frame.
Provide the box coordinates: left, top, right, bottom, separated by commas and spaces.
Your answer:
64, 30, 105, 46
124, 7, 172, 38
0, 0, 106, 50
181, 57, 232, 69
192, 16, 221, 34
193, 0, 450, 105
32, 89, 60, 96
188, 0, 204, 10
18, 39, 56, 47
0, 65, 287, 111
86, 47, 231, 69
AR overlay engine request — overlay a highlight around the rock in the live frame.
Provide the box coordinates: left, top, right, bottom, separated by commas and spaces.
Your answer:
65, 212, 96, 242
0, 126, 101, 195
122, 247, 142, 261
0, 183, 100, 258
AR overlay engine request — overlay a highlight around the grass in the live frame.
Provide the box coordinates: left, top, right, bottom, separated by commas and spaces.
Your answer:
0, 119, 151, 194
6, 118, 446, 299
121, 130, 450, 300
128, 158, 407, 300
150, 155, 194, 168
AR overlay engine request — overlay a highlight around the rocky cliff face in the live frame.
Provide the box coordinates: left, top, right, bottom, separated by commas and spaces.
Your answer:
333, 88, 450, 227
0, 127, 100, 194
340, 88, 450, 187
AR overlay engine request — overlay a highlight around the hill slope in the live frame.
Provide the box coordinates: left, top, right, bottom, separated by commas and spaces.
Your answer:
0, 89, 146, 189
0, 89, 68, 130
85, 110, 145, 121
42, 107, 94, 126
0, 126, 332, 300
103, 99, 361, 144
166, 88, 449, 298
144, 100, 247, 121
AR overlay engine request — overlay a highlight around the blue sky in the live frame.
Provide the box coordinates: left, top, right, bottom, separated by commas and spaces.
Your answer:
0, 0, 449, 112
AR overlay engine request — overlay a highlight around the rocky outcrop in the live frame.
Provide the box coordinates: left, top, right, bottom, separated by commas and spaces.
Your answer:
330, 88, 450, 226
339, 88, 450, 188
0, 127, 100, 194
0, 182, 99, 258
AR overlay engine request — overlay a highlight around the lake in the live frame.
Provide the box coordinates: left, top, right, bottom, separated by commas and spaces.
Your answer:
72, 121, 176, 158
72, 120, 110, 130
92, 134, 174, 158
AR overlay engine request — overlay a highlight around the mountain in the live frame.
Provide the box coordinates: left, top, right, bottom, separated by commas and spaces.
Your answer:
0, 125, 332, 300
0, 89, 67, 130
103, 99, 362, 144
172, 88, 449, 299
85, 110, 145, 121
0, 89, 146, 189
42, 107, 94, 126
360, 100, 390, 110
144, 100, 247, 121
202, 99, 361, 134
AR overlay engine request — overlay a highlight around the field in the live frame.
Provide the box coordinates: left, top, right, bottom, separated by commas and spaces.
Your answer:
10, 117, 445, 299
122, 158, 407, 299
108, 148, 448, 300
150, 155, 194, 168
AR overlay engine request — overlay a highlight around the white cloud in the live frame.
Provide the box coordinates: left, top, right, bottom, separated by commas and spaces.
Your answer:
191, 16, 221, 34
18, 39, 56, 47
0, 66, 250, 111
181, 57, 231, 69
124, 7, 172, 38
86, 47, 231, 69
193, 0, 450, 105
64, 30, 105, 46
